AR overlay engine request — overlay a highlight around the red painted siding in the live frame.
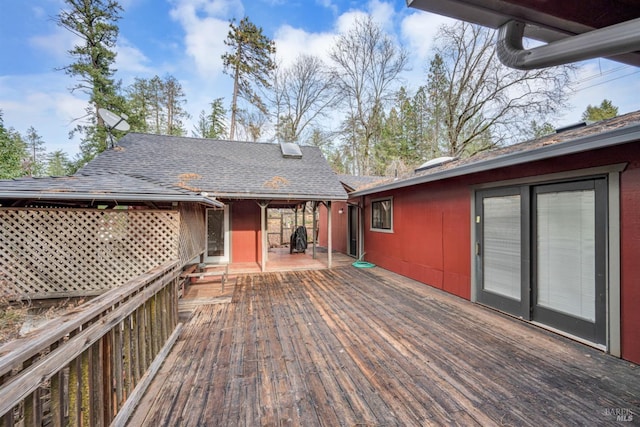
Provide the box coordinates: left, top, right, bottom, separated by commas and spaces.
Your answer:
364, 182, 471, 299
621, 165, 640, 364
230, 200, 261, 263
318, 201, 349, 254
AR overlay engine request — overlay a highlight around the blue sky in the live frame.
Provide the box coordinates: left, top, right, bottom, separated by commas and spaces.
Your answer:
1, 0, 639, 157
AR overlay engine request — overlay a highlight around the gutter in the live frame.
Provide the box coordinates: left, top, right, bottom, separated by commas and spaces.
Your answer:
351, 122, 640, 197
497, 18, 640, 69
211, 191, 348, 202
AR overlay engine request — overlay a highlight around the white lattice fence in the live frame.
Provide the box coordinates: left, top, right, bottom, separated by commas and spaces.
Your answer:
178, 203, 206, 265
0, 208, 180, 299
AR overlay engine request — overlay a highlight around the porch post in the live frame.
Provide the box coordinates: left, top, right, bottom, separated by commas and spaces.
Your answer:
327, 201, 332, 269
312, 201, 317, 259
259, 201, 268, 272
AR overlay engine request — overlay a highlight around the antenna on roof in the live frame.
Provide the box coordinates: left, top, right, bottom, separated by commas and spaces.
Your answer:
98, 108, 130, 148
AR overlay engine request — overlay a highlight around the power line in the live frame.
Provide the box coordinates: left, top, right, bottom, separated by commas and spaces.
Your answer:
573, 70, 640, 92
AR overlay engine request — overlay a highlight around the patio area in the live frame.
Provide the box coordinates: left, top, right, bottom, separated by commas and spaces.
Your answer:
128, 265, 639, 426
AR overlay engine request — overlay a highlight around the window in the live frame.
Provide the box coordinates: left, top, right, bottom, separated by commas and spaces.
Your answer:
371, 198, 393, 231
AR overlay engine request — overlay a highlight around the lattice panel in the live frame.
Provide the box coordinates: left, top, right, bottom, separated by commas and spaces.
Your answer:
0, 208, 180, 299
178, 203, 206, 265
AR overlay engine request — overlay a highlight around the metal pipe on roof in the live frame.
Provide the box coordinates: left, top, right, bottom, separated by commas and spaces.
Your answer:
497, 18, 640, 69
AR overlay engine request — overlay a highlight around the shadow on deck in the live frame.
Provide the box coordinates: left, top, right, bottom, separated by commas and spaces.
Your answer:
129, 266, 640, 426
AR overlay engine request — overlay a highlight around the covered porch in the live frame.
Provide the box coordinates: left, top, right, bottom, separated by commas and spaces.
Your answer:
128, 265, 639, 426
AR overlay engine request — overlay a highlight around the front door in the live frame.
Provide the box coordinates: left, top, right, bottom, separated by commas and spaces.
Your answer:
476, 179, 607, 345
206, 206, 229, 263
348, 205, 358, 257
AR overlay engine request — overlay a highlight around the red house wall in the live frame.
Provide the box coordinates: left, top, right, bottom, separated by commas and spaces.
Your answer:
350, 143, 640, 364
620, 165, 640, 364
318, 201, 348, 254
230, 200, 261, 264
363, 180, 471, 299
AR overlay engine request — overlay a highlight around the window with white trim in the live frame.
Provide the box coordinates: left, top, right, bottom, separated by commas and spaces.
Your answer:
371, 198, 393, 231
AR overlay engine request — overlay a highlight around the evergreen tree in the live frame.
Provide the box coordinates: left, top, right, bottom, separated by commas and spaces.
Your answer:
125, 75, 190, 135
163, 75, 190, 136
193, 98, 228, 139
0, 112, 28, 179
530, 120, 556, 138
424, 54, 449, 156
582, 99, 619, 122
56, 0, 124, 165
46, 150, 73, 176
222, 17, 276, 140
23, 126, 47, 177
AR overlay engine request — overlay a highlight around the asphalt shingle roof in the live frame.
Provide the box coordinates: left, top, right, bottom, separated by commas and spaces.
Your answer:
80, 133, 347, 201
0, 173, 223, 206
337, 174, 392, 192
352, 110, 640, 195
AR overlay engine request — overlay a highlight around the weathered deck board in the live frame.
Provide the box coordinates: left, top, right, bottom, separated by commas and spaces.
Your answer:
128, 266, 640, 426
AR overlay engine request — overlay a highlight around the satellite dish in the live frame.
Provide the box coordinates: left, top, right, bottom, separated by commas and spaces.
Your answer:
98, 108, 130, 131
98, 108, 130, 148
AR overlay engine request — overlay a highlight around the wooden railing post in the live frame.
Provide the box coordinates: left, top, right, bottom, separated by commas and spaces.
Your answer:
0, 261, 182, 426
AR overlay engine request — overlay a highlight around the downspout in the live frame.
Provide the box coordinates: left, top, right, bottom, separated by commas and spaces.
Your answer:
497, 18, 640, 70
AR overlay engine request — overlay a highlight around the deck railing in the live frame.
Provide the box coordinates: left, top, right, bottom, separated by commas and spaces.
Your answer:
0, 260, 182, 426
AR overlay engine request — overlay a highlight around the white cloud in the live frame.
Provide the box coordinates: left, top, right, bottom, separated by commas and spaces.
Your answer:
169, 0, 243, 77
400, 11, 456, 63
29, 27, 79, 61
116, 37, 153, 74
316, 0, 338, 15
0, 73, 87, 155
367, 0, 395, 32
274, 25, 336, 67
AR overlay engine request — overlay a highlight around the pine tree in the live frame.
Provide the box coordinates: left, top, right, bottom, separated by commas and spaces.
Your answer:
222, 17, 276, 140
24, 127, 47, 177
193, 98, 228, 139
582, 99, 619, 122
56, 0, 124, 165
0, 112, 28, 179
125, 75, 190, 135
46, 150, 73, 176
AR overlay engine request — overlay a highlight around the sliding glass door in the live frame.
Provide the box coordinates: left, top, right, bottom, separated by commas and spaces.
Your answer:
476, 187, 528, 318
476, 179, 606, 345
532, 180, 606, 344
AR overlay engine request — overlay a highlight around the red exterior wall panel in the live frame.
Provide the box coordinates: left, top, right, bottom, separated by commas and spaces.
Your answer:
318, 201, 349, 254
230, 200, 261, 263
363, 182, 471, 298
621, 165, 640, 364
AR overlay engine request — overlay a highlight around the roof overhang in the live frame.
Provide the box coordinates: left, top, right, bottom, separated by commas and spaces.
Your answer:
407, 0, 640, 68
212, 192, 348, 202
351, 121, 640, 197
0, 191, 223, 207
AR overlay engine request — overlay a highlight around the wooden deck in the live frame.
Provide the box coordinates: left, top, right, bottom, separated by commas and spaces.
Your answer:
129, 266, 640, 426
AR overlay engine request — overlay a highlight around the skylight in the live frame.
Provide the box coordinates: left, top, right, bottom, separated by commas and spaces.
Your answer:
280, 142, 303, 159
415, 156, 456, 172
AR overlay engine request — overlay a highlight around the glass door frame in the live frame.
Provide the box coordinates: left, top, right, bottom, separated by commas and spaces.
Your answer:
531, 179, 607, 345
347, 205, 358, 257
475, 186, 531, 319
205, 205, 230, 264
